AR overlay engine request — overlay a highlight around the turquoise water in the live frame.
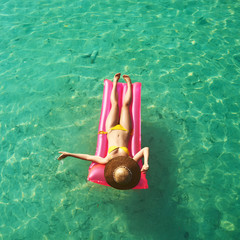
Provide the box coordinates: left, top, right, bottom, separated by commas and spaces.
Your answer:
0, 0, 240, 239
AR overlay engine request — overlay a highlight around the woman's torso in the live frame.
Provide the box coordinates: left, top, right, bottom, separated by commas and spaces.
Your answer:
106, 129, 131, 160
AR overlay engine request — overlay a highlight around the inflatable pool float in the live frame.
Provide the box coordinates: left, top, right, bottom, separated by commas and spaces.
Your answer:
87, 79, 148, 189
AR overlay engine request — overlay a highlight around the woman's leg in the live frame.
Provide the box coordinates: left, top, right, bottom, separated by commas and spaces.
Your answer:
105, 73, 121, 131
120, 75, 132, 132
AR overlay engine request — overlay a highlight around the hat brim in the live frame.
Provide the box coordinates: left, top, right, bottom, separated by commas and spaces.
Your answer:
104, 156, 141, 190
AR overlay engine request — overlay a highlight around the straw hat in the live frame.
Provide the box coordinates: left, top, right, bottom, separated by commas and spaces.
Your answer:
104, 156, 141, 190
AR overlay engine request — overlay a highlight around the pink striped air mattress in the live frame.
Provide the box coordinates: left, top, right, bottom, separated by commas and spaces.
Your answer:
87, 79, 148, 189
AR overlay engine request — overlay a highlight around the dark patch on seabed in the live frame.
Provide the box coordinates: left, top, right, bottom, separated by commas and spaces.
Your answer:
112, 122, 198, 240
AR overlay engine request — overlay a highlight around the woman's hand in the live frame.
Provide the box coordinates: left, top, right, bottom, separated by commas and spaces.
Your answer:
141, 164, 149, 173
58, 151, 69, 161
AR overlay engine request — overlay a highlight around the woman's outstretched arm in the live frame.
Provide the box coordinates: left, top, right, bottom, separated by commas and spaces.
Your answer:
58, 151, 108, 164
133, 147, 149, 172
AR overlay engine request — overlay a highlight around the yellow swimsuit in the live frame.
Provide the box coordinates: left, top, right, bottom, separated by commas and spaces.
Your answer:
98, 124, 130, 155
98, 124, 128, 134
108, 146, 130, 155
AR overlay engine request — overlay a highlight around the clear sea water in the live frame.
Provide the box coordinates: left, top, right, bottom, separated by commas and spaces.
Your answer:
0, 0, 240, 239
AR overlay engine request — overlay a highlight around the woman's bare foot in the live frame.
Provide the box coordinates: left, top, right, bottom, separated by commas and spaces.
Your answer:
113, 73, 121, 84
123, 74, 132, 84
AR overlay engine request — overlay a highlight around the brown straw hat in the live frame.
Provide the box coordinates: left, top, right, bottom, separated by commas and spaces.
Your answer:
104, 156, 141, 190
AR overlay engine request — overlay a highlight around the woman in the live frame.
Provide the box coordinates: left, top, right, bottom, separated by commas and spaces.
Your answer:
58, 73, 149, 173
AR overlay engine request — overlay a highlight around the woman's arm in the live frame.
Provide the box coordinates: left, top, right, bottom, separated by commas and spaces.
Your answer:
133, 147, 149, 172
58, 151, 108, 164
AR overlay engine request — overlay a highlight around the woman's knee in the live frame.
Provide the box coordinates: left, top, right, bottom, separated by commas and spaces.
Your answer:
111, 102, 119, 108
122, 102, 130, 108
